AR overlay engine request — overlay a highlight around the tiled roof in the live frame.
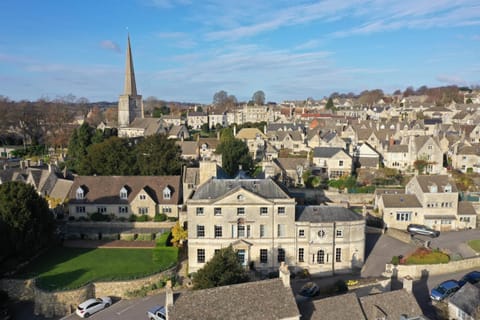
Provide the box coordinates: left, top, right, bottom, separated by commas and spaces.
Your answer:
275, 157, 309, 171
458, 201, 477, 215
191, 178, 291, 200
312, 147, 345, 158
387, 144, 408, 152
306, 292, 364, 320
359, 289, 423, 320
449, 283, 480, 317
176, 141, 198, 156
236, 128, 267, 140
381, 194, 422, 208
168, 279, 300, 320
198, 138, 221, 149
295, 206, 364, 222
129, 118, 167, 136
412, 175, 458, 193
68, 175, 181, 205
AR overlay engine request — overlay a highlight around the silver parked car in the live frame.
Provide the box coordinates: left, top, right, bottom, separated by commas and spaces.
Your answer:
407, 224, 440, 238
76, 296, 112, 318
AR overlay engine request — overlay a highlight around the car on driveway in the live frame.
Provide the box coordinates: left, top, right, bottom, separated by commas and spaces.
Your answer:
147, 305, 166, 320
430, 280, 460, 301
458, 271, 480, 287
76, 296, 112, 318
407, 224, 440, 238
299, 282, 319, 297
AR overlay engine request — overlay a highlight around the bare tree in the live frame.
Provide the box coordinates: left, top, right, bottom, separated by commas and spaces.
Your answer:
252, 90, 265, 105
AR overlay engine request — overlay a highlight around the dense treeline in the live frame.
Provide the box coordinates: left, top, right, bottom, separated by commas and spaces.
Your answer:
66, 124, 183, 176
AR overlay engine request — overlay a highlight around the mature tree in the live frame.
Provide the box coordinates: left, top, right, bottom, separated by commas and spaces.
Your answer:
171, 221, 188, 248
358, 89, 384, 106
135, 134, 183, 175
213, 91, 237, 110
193, 245, 249, 290
213, 90, 229, 107
66, 123, 98, 172
393, 89, 402, 95
325, 97, 335, 110
252, 90, 265, 105
403, 86, 415, 97
44, 103, 75, 150
104, 107, 118, 123
79, 137, 136, 175
85, 106, 104, 126
216, 137, 254, 177
0, 182, 55, 264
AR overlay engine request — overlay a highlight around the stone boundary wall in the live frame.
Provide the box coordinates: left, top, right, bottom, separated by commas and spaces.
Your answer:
0, 267, 176, 318
67, 221, 175, 229
385, 228, 411, 243
365, 226, 384, 234
323, 191, 375, 205
384, 256, 480, 279
0, 278, 34, 300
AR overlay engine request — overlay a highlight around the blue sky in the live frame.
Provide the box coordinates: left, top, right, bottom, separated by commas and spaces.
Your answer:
0, 0, 479, 103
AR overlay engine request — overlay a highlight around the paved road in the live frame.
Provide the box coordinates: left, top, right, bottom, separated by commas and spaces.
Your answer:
430, 229, 480, 258
361, 233, 415, 277
60, 293, 166, 320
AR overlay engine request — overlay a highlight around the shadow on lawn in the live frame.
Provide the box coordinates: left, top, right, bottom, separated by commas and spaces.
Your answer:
35, 268, 88, 291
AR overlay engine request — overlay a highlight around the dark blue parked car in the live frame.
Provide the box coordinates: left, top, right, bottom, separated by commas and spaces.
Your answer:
458, 271, 480, 287
430, 280, 460, 301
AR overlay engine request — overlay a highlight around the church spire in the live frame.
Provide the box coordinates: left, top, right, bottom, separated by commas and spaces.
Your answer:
123, 34, 137, 96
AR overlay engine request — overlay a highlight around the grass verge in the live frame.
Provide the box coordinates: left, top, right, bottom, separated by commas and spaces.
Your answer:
468, 239, 480, 252
16, 246, 177, 291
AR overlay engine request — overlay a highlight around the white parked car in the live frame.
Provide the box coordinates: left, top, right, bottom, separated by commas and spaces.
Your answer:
76, 296, 112, 318
147, 305, 166, 320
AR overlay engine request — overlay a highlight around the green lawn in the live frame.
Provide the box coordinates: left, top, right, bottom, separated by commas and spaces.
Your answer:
468, 239, 480, 252
17, 247, 178, 291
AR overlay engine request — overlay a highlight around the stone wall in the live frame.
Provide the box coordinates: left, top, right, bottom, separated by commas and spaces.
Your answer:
67, 221, 175, 229
0, 267, 176, 318
385, 228, 411, 243
323, 191, 375, 205
34, 283, 94, 318
384, 256, 480, 278
0, 278, 34, 300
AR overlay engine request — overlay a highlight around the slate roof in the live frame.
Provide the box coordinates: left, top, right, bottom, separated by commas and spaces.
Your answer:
449, 283, 480, 317
374, 188, 404, 196
191, 178, 291, 200
387, 144, 408, 153
128, 118, 167, 136
49, 179, 74, 201
458, 201, 477, 215
167, 279, 300, 320
359, 289, 423, 320
358, 157, 379, 168
312, 147, 345, 158
176, 141, 198, 156
267, 123, 304, 132
307, 292, 364, 320
187, 112, 207, 117
236, 128, 267, 140
412, 175, 458, 193
381, 194, 422, 208
68, 176, 181, 205
183, 167, 199, 185
275, 157, 309, 171
295, 206, 364, 222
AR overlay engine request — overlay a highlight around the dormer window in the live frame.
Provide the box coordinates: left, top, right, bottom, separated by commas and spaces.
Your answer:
76, 187, 84, 200
444, 184, 452, 193
120, 187, 128, 200
163, 186, 171, 200
428, 184, 438, 193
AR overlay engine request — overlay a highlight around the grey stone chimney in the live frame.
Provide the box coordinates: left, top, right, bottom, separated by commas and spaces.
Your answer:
403, 275, 413, 293
165, 280, 173, 318
279, 262, 290, 288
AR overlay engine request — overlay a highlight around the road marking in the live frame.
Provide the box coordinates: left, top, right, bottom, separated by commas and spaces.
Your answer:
116, 304, 135, 315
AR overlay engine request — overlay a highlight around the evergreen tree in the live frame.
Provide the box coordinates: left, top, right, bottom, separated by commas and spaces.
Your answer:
193, 246, 249, 290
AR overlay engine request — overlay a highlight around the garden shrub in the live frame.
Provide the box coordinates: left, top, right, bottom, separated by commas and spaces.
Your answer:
136, 233, 154, 241
405, 248, 450, 265
167, 217, 178, 222
154, 213, 167, 222
120, 233, 136, 241
89, 212, 110, 222
391, 256, 400, 265
136, 215, 150, 222
333, 279, 348, 293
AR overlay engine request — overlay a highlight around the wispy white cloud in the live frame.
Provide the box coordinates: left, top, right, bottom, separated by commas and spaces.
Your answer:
100, 40, 121, 53
436, 74, 469, 86
147, 0, 191, 9
156, 32, 197, 48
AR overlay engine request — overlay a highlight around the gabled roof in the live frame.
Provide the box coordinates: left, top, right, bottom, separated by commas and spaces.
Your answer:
359, 289, 423, 320
274, 157, 309, 171
411, 175, 458, 193
306, 292, 364, 320
129, 118, 167, 136
236, 128, 267, 140
387, 144, 408, 153
312, 147, 348, 158
68, 176, 181, 204
167, 279, 300, 320
381, 194, 422, 208
458, 201, 477, 215
191, 178, 291, 200
296, 206, 364, 222
449, 282, 480, 317
176, 140, 197, 156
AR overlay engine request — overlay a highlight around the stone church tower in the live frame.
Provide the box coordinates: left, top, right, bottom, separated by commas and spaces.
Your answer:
118, 35, 143, 128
